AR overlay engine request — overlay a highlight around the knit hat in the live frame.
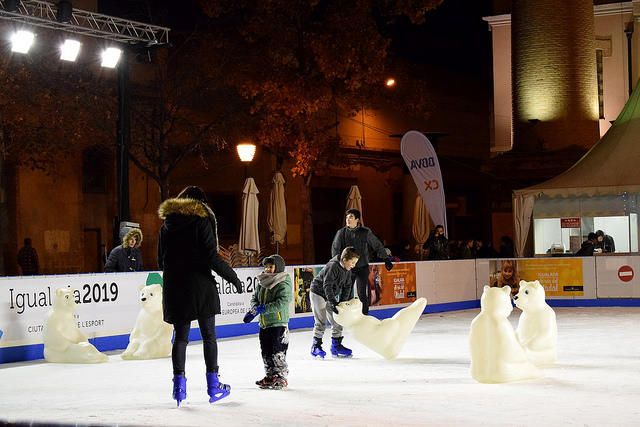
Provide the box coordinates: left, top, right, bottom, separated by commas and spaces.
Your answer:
262, 254, 285, 273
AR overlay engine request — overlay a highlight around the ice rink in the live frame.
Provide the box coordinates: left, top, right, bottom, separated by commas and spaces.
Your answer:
1, 307, 639, 426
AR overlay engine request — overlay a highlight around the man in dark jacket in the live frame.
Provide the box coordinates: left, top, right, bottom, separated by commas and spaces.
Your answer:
423, 225, 449, 260
104, 228, 144, 272
310, 246, 360, 359
331, 208, 393, 315
158, 186, 243, 406
575, 232, 597, 256
595, 230, 615, 253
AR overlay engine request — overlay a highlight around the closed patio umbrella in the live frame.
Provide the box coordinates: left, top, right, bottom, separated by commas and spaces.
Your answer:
267, 171, 287, 253
346, 185, 363, 224
239, 177, 260, 265
412, 194, 430, 260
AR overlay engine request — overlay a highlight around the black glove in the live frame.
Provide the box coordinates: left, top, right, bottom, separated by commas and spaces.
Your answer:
233, 279, 244, 294
243, 307, 258, 323
384, 259, 394, 271
327, 300, 339, 314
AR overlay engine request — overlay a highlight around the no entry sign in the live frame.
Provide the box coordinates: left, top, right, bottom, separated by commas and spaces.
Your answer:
617, 265, 634, 282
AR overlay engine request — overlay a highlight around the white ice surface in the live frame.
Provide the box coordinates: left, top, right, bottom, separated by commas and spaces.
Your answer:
2, 307, 640, 426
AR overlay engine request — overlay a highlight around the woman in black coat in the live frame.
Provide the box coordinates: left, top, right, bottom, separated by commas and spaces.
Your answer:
158, 186, 243, 406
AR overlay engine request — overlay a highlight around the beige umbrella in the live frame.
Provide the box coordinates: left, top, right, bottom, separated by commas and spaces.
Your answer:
346, 185, 363, 224
267, 171, 287, 253
239, 177, 260, 265
412, 194, 430, 260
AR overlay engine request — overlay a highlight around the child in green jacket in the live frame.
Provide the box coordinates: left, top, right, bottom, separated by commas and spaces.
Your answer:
244, 254, 292, 389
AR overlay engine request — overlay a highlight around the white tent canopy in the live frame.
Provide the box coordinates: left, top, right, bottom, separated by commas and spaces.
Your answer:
513, 81, 640, 256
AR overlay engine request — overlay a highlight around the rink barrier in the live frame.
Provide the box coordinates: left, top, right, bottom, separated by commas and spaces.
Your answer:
3, 256, 640, 364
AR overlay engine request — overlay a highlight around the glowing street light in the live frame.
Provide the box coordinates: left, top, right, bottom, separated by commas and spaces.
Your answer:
385, 77, 396, 88
236, 142, 256, 162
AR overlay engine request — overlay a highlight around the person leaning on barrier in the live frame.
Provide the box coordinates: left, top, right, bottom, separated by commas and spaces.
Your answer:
423, 225, 449, 260
104, 229, 143, 272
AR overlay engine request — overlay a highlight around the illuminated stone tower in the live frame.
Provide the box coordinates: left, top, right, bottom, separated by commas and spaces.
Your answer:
512, 0, 600, 152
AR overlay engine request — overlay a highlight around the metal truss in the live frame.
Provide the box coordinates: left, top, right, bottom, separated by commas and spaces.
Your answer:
0, 0, 169, 45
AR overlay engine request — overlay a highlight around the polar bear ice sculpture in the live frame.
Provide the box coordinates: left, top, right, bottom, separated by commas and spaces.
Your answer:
43, 288, 108, 363
122, 284, 173, 360
333, 297, 427, 359
514, 280, 557, 366
469, 286, 541, 383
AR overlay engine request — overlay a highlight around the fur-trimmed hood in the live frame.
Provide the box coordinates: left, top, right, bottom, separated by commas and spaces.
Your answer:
158, 198, 209, 219
122, 228, 143, 248
158, 197, 219, 251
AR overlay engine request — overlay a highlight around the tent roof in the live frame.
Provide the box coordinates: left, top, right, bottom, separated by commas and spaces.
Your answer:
514, 81, 640, 197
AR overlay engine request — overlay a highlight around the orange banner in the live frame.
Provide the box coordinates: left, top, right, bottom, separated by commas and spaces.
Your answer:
370, 262, 417, 306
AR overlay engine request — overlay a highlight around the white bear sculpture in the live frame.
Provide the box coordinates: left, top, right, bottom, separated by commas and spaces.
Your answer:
469, 286, 541, 383
122, 284, 173, 360
514, 280, 558, 366
43, 288, 108, 363
334, 297, 427, 359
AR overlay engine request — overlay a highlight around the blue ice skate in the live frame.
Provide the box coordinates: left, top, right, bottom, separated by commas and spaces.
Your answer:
206, 372, 231, 403
310, 337, 327, 359
331, 337, 353, 358
172, 374, 187, 407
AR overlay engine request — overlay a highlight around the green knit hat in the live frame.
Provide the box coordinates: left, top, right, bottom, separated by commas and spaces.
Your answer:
145, 272, 164, 287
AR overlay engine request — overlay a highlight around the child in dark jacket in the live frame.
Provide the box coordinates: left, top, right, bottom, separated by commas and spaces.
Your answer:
244, 254, 292, 390
309, 246, 360, 358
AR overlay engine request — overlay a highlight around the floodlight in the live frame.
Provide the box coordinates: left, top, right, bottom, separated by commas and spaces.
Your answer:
60, 39, 80, 61
101, 47, 122, 68
10, 30, 34, 54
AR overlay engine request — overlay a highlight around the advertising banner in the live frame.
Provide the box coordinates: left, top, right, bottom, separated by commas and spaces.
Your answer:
488, 258, 584, 297
401, 130, 448, 235
370, 262, 417, 306
293, 266, 322, 314
0, 269, 258, 349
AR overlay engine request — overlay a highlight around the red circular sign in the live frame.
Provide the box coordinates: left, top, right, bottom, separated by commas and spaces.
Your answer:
617, 265, 634, 282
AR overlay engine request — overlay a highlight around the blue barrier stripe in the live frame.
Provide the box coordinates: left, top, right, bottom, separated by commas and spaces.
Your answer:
2, 298, 638, 364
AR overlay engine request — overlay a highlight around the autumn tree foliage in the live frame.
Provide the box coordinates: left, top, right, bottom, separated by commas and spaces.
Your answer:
196, 0, 443, 262
127, 40, 254, 201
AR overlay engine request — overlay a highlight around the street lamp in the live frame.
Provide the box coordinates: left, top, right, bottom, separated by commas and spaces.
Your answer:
236, 142, 256, 177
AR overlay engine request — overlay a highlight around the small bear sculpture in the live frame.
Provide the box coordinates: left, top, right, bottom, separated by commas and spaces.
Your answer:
469, 286, 541, 383
43, 288, 108, 363
334, 297, 427, 359
121, 284, 173, 360
514, 280, 558, 366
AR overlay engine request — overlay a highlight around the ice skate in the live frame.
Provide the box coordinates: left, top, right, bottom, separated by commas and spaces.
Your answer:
331, 337, 352, 358
259, 375, 287, 390
206, 372, 231, 403
172, 374, 187, 407
310, 337, 326, 358
256, 375, 275, 387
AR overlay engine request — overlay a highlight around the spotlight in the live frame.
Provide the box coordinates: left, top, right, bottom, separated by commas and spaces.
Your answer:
56, 1, 73, 24
60, 39, 80, 61
101, 47, 122, 68
10, 30, 34, 54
